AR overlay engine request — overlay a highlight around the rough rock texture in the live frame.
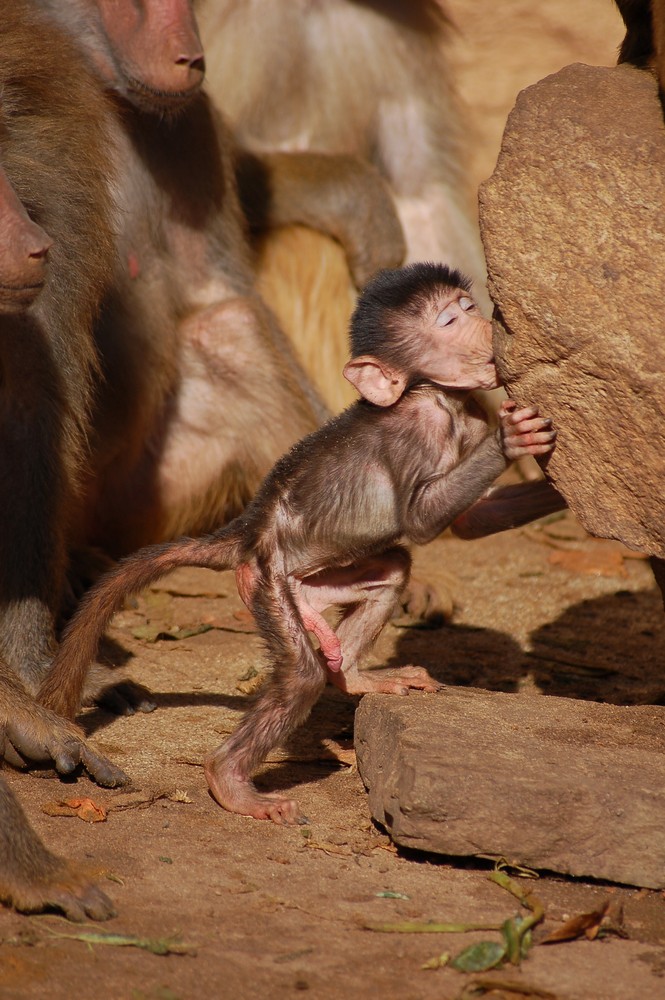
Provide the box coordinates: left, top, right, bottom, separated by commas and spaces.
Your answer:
355, 688, 665, 888
479, 63, 665, 558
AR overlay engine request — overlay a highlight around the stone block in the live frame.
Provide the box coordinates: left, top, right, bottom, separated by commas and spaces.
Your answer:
355, 688, 665, 887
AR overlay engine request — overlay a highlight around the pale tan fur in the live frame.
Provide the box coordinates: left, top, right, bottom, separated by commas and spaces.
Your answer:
200, 0, 491, 411
255, 226, 357, 411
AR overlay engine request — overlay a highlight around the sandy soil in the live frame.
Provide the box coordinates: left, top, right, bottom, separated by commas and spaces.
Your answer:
3, 514, 665, 1000
4, 4, 665, 1000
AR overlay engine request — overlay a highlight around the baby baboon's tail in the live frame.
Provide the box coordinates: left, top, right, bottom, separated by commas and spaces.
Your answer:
38, 524, 244, 720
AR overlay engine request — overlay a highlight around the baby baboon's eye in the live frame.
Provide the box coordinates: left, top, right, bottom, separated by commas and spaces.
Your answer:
435, 307, 457, 327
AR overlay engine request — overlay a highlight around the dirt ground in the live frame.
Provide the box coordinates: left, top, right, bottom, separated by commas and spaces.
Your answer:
5, 3, 665, 1000
2, 518, 665, 1000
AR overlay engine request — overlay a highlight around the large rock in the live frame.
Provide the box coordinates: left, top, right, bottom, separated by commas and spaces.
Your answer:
479, 63, 665, 558
355, 689, 665, 888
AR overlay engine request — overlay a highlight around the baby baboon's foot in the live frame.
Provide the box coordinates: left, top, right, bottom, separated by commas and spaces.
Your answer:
204, 758, 307, 825
331, 664, 443, 696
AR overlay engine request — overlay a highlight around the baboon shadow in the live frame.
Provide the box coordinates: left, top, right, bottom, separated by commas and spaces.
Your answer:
389, 620, 528, 692
80, 586, 665, 795
389, 586, 665, 706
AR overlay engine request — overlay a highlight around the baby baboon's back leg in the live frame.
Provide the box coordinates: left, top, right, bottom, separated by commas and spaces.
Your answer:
301, 547, 442, 695
204, 569, 326, 824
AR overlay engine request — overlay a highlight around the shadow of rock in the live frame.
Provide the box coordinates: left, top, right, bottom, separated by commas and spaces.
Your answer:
528, 587, 665, 704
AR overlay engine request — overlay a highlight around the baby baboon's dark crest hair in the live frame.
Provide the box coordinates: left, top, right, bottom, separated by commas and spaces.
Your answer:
349, 262, 472, 363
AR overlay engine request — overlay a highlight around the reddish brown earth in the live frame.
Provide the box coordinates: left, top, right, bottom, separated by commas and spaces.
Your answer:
3, 511, 665, 1000
6, 4, 665, 1000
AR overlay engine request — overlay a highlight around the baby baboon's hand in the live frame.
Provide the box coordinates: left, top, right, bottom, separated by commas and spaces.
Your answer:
499, 400, 556, 461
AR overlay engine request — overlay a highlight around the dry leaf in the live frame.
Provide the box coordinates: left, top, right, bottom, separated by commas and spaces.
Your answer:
107, 788, 192, 811
199, 608, 257, 634
374, 842, 399, 855
305, 840, 353, 857
236, 672, 266, 695
168, 789, 193, 803
541, 900, 609, 943
42, 797, 107, 823
173, 755, 208, 769
233, 608, 255, 625
548, 548, 627, 578
530, 521, 647, 560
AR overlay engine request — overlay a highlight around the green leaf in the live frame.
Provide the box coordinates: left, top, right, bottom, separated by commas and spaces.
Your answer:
501, 918, 522, 965
131, 624, 164, 642
131, 623, 213, 642
494, 858, 540, 880
38, 925, 196, 956
520, 927, 533, 958
450, 940, 506, 973
363, 921, 501, 934
421, 952, 450, 970
489, 870, 545, 930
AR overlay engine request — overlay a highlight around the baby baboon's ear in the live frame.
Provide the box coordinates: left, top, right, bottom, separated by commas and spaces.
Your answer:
343, 356, 407, 406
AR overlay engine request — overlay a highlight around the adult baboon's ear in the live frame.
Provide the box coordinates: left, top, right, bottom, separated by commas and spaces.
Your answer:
343, 356, 407, 406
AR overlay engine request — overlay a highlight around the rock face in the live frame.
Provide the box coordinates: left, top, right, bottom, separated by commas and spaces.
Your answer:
355, 689, 665, 888
479, 63, 665, 558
